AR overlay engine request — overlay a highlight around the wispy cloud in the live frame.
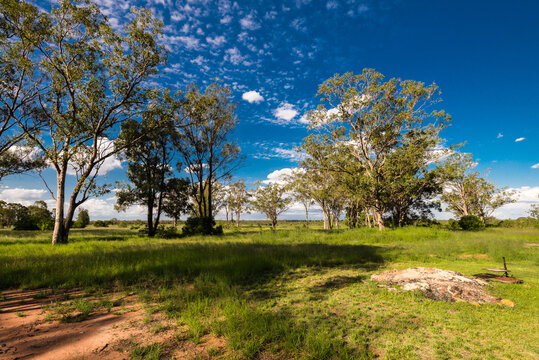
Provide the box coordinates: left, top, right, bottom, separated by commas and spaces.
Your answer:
240, 12, 260, 30
532, 163, 539, 169
515, 137, 525, 142
497, 133, 503, 138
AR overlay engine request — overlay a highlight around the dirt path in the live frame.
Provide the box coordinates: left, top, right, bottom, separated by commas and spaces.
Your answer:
0, 289, 224, 359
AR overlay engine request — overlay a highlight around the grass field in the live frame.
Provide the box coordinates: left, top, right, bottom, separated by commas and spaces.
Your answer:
1, 223, 538, 359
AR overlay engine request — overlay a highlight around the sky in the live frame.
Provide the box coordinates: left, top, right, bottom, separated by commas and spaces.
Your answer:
1, 0, 538, 220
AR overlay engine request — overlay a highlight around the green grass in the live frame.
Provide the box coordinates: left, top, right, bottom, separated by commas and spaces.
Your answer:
1, 224, 538, 359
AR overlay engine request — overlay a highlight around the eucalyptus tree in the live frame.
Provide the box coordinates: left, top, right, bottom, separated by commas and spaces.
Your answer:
115, 101, 178, 237
250, 181, 291, 230
442, 153, 517, 223
303, 69, 451, 230
175, 83, 243, 232
0, 0, 167, 244
162, 177, 191, 228
228, 179, 249, 227
283, 169, 314, 227
0, 0, 46, 179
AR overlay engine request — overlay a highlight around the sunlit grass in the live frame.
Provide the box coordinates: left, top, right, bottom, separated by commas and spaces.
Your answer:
0, 224, 538, 358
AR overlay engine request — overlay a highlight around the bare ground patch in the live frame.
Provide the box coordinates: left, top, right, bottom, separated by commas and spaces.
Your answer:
0, 288, 224, 360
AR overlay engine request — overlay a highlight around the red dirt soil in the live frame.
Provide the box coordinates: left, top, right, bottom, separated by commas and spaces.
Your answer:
0, 289, 225, 359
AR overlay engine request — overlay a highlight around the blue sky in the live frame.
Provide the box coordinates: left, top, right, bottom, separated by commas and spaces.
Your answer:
1, 0, 538, 220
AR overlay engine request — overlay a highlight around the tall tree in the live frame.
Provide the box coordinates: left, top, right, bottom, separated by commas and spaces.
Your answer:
303, 69, 451, 230
0, 0, 167, 244
250, 182, 291, 231
162, 177, 191, 228
175, 83, 243, 232
0, 0, 46, 179
115, 110, 177, 237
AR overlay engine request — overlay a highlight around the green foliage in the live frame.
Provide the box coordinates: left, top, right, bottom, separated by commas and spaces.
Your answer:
250, 182, 292, 230
182, 216, 223, 236
130, 343, 163, 360
93, 220, 109, 228
72, 209, 90, 228
458, 215, 485, 231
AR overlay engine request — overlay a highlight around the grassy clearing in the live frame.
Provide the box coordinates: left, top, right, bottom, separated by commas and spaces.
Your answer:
1, 224, 538, 359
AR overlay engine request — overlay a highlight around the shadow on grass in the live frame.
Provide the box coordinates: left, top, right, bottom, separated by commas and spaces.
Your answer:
0, 242, 386, 291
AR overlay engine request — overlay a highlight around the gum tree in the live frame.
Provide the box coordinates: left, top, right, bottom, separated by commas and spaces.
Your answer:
250, 182, 291, 231
303, 69, 451, 230
0, 0, 167, 244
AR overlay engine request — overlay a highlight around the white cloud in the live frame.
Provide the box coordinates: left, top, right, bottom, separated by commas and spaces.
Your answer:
206, 35, 226, 47
326, 1, 338, 9
242, 91, 264, 103
492, 186, 539, 219
239, 12, 260, 30
224, 47, 246, 65
220, 15, 232, 24
0, 188, 48, 205
497, 133, 503, 139
532, 163, 539, 169
273, 103, 298, 122
66, 138, 122, 176
263, 168, 295, 184
515, 137, 525, 142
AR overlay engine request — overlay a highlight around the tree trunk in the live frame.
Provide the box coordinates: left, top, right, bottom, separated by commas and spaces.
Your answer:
173, 217, 177, 228
271, 218, 276, 231
375, 211, 385, 230
52, 169, 67, 245
147, 197, 155, 237
236, 210, 240, 227
364, 208, 371, 228
304, 204, 309, 227
323, 210, 329, 230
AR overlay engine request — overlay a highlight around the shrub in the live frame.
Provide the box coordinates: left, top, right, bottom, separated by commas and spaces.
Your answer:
38, 218, 55, 231
447, 219, 460, 230
182, 216, 223, 236
93, 220, 109, 227
458, 215, 485, 231
13, 216, 39, 230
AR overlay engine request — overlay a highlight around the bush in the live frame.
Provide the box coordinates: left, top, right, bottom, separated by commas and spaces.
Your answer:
93, 220, 109, 227
182, 216, 223, 236
458, 215, 485, 231
13, 216, 39, 230
38, 218, 55, 231
446, 219, 460, 230
155, 225, 180, 239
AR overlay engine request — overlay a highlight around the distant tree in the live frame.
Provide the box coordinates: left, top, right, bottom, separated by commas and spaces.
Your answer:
175, 83, 243, 234
442, 154, 517, 223
115, 109, 177, 237
162, 177, 191, 228
0, 200, 27, 227
228, 179, 249, 227
73, 208, 90, 228
529, 196, 539, 220
283, 169, 314, 227
0, 0, 167, 244
250, 182, 292, 230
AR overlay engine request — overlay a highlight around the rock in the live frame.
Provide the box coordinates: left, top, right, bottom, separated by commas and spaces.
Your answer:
371, 267, 501, 304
